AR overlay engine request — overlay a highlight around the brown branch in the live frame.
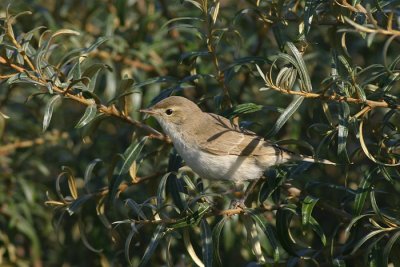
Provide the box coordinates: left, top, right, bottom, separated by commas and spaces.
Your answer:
0, 130, 69, 155
0, 56, 25, 73
5, 18, 36, 71
268, 83, 399, 110
0, 55, 170, 142
91, 50, 164, 73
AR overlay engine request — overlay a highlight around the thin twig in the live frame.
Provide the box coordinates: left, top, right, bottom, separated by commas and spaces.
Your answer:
0, 55, 170, 142
0, 130, 69, 155
267, 83, 399, 110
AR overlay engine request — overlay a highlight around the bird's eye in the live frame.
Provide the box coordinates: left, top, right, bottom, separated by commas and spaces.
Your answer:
165, 109, 173, 115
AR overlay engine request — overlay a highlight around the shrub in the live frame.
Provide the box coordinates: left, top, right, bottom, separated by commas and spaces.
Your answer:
0, 1, 399, 266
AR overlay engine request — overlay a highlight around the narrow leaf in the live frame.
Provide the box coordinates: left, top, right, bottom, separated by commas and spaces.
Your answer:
43, 95, 61, 132
301, 196, 319, 226
353, 168, 375, 216
338, 102, 350, 159
110, 137, 148, 200
266, 96, 304, 138
75, 103, 97, 128
212, 217, 229, 266
200, 218, 213, 267
84, 159, 102, 192
243, 215, 266, 264
184, 229, 204, 267
286, 42, 312, 91
383, 230, 400, 266
247, 210, 280, 262
138, 224, 166, 267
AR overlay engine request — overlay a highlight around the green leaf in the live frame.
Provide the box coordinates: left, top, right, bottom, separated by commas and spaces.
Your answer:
370, 189, 385, 223
125, 224, 140, 266
243, 215, 266, 264
301, 196, 319, 226
179, 51, 210, 64
43, 94, 61, 132
161, 17, 204, 30
67, 195, 92, 215
225, 103, 263, 119
303, 0, 322, 35
332, 258, 346, 267
110, 137, 148, 200
138, 224, 166, 267
266, 95, 304, 138
81, 63, 111, 92
169, 205, 210, 229
83, 37, 109, 53
78, 216, 102, 253
156, 173, 171, 208
286, 42, 312, 92
125, 199, 147, 220
276, 66, 297, 90
344, 213, 374, 239
183, 228, 204, 266
276, 207, 298, 256
350, 229, 388, 255
247, 210, 280, 262
309, 216, 327, 246
212, 217, 229, 266
200, 218, 213, 267
383, 230, 400, 266
338, 102, 350, 160
353, 168, 375, 216
75, 103, 97, 128
83, 158, 102, 192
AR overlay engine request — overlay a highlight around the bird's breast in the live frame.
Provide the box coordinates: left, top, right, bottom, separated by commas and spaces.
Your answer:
172, 138, 264, 181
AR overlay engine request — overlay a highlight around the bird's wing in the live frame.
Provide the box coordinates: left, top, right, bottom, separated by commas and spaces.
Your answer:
199, 113, 285, 157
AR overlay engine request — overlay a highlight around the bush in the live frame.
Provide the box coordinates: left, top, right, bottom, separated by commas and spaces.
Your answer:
1, 1, 400, 266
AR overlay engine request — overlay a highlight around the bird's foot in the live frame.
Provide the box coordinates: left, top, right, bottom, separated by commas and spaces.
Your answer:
230, 198, 246, 209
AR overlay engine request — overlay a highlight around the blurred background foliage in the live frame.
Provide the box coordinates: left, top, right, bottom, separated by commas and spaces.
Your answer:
0, 0, 400, 266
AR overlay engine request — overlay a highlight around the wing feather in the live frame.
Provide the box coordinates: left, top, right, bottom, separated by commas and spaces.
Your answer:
199, 113, 283, 157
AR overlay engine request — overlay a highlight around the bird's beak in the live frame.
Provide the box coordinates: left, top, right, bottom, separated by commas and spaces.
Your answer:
139, 108, 157, 115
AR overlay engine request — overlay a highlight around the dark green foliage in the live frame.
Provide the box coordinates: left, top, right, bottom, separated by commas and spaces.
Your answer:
0, 1, 400, 266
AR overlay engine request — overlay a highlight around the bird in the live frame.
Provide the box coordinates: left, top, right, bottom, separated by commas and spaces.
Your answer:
140, 96, 335, 186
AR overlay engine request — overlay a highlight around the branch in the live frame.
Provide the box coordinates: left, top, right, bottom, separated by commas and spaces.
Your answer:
0, 55, 170, 142
91, 50, 166, 73
0, 130, 69, 155
267, 83, 399, 110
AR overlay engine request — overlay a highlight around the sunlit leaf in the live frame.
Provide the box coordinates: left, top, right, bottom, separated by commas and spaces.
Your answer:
200, 218, 213, 267
276, 206, 298, 256
266, 95, 304, 138
43, 94, 61, 132
184, 228, 204, 267
83, 159, 102, 192
338, 102, 350, 160
138, 224, 166, 267
301, 196, 319, 226
212, 217, 229, 266
110, 137, 148, 200
243, 215, 266, 264
75, 103, 97, 128
350, 229, 388, 255
383, 230, 400, 266
286, 42, 312, 92
246, 210, 280, 262
353, 168, 375, 216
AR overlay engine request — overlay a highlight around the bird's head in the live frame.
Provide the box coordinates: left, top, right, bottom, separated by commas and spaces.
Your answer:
140, 96, 202, 135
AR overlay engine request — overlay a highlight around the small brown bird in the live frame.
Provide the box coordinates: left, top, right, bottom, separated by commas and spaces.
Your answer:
141, 96, 334, 184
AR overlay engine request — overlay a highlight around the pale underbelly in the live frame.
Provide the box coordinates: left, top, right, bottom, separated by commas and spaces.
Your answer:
176, 145, 265, 182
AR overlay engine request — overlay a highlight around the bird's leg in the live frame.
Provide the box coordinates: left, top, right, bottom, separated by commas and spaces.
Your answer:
230, 179, 260, 209
243, 178, 260, 201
